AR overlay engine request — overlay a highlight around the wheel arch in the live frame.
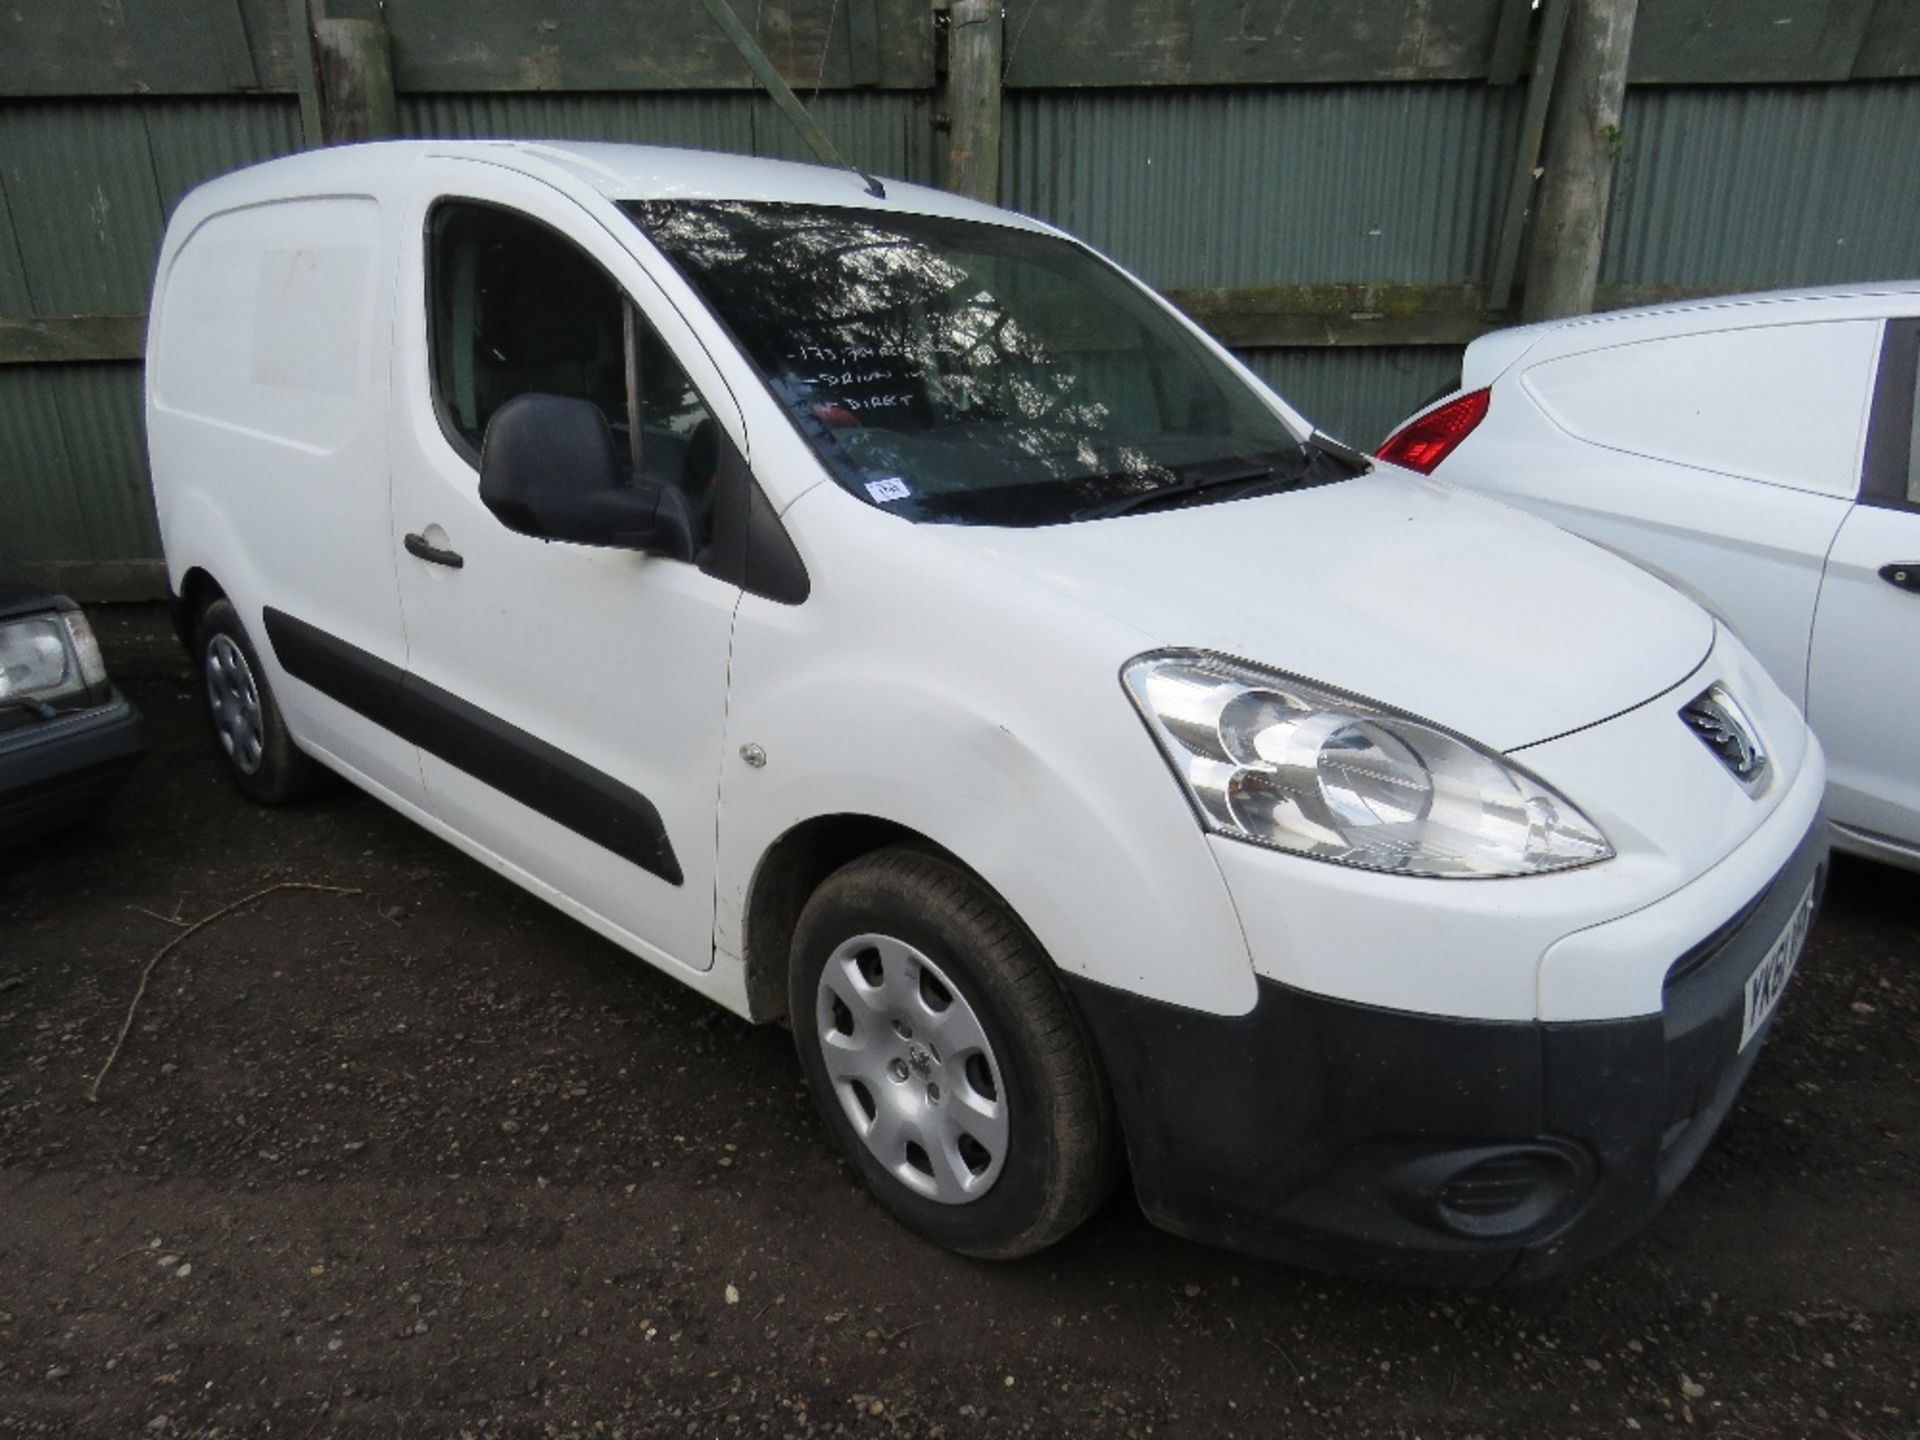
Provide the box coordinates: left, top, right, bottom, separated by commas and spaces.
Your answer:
741, 813, 1010, 1024
171, 565, 228, 654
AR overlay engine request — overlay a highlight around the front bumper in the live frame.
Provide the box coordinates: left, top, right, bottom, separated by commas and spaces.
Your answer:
1068, 815, 1827, 1285
0, 691, 145, 845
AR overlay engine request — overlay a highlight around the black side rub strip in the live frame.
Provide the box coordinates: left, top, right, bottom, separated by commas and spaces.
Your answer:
262, 608, 682, 886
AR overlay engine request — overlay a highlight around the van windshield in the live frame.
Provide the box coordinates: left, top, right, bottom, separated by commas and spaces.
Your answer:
623, 200, 1314, 526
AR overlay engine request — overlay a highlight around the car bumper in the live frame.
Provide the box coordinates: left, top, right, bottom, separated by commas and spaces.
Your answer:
0, 691, 145, 845
1067, 813, 1828, 1285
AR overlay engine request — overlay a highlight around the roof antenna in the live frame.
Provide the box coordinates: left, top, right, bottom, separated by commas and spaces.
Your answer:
692, 0, 887, 199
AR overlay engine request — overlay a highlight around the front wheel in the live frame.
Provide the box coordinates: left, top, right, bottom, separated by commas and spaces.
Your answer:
788, 847, 1118, 1258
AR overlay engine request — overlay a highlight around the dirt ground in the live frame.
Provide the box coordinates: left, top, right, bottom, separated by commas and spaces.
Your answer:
1, 607, 1916, 1439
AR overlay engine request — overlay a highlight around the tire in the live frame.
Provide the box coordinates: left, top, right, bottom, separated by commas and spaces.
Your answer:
192, 599, 330, 805
789, 846, 1118, 1258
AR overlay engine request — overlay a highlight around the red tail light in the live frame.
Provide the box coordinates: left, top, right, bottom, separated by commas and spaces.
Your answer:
1376, 387, 1490, 474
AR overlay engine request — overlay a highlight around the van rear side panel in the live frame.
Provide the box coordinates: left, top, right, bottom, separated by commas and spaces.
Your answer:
150, 198, 380, 451
147, 189, 421, 802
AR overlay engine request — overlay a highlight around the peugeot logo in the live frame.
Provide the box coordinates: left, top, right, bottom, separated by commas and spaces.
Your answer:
1680, 685, 1767, 790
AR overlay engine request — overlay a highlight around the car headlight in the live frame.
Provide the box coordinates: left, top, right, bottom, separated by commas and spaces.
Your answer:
0, 610, 107, 706
1122, 651, 1613, 878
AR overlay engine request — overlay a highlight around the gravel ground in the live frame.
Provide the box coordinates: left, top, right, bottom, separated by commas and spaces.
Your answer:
1, 607, 1916, 1438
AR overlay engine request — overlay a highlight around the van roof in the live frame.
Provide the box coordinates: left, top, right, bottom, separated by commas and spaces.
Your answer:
1461, 279, 1920, 388
181, 138, 1050, 232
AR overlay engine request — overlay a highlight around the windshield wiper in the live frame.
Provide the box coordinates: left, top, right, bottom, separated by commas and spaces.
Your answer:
1306, 430, 1375, 476
1071, 458, 1297, 521
1072, 433, 1378, 521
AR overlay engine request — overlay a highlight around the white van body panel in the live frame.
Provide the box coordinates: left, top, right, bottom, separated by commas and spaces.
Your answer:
1434, 369, 1857, 714
1808, 500, 1920, 851
149, 139, 1823, 1028
384, 154, 751, 975
713, 488, 1263, 1017
1471, 317, 1883, 714
1409, 283, 1920, 866
1518, 320, 1879, 499
926, 470, 1713, 754
147, 177, 422, 806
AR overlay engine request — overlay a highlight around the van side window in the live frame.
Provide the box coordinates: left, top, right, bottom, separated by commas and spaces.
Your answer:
428, 201, 723, 538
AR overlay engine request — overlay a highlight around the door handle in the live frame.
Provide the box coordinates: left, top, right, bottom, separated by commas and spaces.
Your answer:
1879, 563, 1920, 593
404, 532, 464, 569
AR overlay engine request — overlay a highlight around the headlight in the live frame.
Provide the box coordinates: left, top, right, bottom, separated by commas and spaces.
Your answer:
62, 609, 109, 689
1122, 651, 1613, 878
0, 610, 104, 705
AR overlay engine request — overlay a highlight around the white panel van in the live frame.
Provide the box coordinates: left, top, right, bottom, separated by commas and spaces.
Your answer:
148, 141, 1827, 1282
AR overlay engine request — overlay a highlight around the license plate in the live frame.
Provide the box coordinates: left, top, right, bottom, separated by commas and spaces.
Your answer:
1739, 882, 1815, 1051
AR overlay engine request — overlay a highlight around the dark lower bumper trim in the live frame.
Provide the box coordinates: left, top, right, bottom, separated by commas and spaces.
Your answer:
0, 692, 144, 845
1069, 818, 1828, 1285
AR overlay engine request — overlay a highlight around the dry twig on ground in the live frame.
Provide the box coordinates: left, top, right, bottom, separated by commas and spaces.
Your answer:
87, 881, 363, 1103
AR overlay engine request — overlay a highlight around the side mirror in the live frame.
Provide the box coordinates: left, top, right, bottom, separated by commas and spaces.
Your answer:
478, 393, 695, 562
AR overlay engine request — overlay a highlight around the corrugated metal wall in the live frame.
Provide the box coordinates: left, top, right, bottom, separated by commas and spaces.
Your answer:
1003, 84, 1525, 443
0, 365, 152, 560
396, 91, 939, 180
1005, 86, 1526, 289
1005, 79, 1920, 443
1242, 347, 1467, 443
0, 98, 304, 569
4, 67, 1920, 578
1603, 82, 1920, 289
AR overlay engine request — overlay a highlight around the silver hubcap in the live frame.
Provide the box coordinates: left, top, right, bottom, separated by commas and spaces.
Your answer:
204, 633, 265, 776
815, 934, 1009, 1205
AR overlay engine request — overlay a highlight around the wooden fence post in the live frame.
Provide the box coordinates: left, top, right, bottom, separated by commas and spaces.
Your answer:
1488, 0, 1570, 315
1522, 0, 1639, 320
284, 0, 323, 147
315, 17, 397, 144
947, 0, 1002, 204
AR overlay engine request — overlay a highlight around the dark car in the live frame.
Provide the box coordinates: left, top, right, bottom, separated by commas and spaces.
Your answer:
0, 572, 144, 845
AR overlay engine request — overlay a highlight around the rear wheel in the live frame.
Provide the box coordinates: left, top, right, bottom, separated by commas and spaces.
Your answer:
789, 846, 1117, 1258
193, 599, 329, 805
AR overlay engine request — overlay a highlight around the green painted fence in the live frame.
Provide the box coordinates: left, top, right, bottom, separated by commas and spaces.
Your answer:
2, 0, 1919, 592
